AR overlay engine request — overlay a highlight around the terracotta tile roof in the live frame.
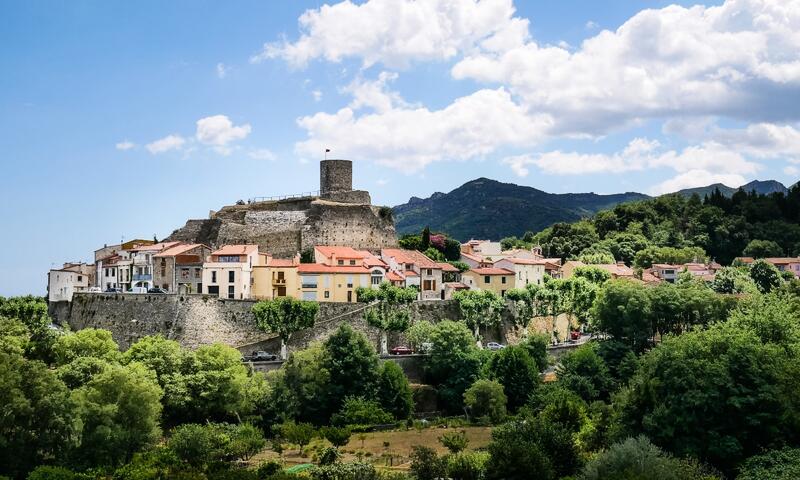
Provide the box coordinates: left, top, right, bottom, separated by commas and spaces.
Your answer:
498, 257, 547, 265
469, 267, 514, 275
267, 258, 298, 267
155, 243, 203, 257
734, 257, 755, 263
297, 263, 370, 274
652, 263, 680, 270
460, 252, 485, 263
542, 258, 562, 266
594, 264, 635, 276
211, 245, 259, 256
763, 257, 800, 265
641, 271, 662, 283
381, 248, 440, 268
437, 262, 460, 272
315, 245, 369, 259
403, 270, 419, 277
386, 271, 405, 282
363, 256, 388, 268
444, 282, 469, 289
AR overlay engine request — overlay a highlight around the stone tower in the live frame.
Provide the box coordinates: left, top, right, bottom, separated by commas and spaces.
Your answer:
320, 159, 353, 195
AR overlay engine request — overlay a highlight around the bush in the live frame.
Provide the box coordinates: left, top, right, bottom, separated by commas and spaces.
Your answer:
318, 446, 341, 466
409, 446, 446, 480
522, 334, 550, 372
438, 430, 469, 454
321, 426, 352, 449
278, 421, 316, 451
579, 436, 719, 480
26, 466, 82, 480
485, 345, 539, 411
331, 397, 393, 427
463, 379, 507, 424
556, 343, 612, 402
737, 447, 800, 480
446, 451, 490, 480
311, 461, 378, 480
256, 460, 283, 477
376, 362, 413, 420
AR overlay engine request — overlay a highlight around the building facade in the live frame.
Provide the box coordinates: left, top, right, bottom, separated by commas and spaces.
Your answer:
462, 267, 514, 297
202, 245, 262, 299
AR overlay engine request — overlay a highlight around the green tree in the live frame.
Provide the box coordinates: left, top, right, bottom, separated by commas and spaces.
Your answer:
522, 334, 550, 372
122, 334, 184, 383
321, 426, 351, 450
421, 226, 431, 251
355, 282, 417, 355
485, 416, 580, 480
577, 250, 616, 265
331, 397, 393, 427
737, 447, 800, 480
743, 239, 784, 258
749, 259, 783, 293
426, 321, 482, 414
447, 451, 489, 480
485, 345, 539, 412
556, 342, 612, 402
591, 280, 653, 352
56, 356, 111, 389
573, 266, 612, 284
453, 290, 505, 348
278, 421, 316, 454
579, 436, 720, 480
410, 446, 446, 480
53, 328, 121, 366
275, 343, 331, 424
0, 352, 78, 479
376, 361, 413, 420
423, 247, 446, 261
505, 288, 534, 339
321, 325, 380, 416
463, 379, 507, 424
252, 297, 319, 360
71, 363, 163, 468
711, 266, 758, 294
405, 320, 435, 352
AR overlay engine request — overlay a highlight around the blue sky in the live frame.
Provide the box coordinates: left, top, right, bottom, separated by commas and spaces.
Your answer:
2, 0, 799, 296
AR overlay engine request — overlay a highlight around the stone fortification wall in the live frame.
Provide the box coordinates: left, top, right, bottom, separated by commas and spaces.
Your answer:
320, 159, 353, 195
50, 294, 474, 352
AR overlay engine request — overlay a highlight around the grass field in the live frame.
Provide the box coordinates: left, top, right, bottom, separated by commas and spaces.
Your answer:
251, 425, 493, 470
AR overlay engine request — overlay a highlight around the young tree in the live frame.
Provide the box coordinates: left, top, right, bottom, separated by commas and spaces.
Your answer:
505, 288, 534, 339
453, 289, 505, 348
749, 259, 783, 293
321, 426, 352, 450
406, 320, 435, 352
321, 324, 381, 415
279, 421, 316, 454
53, 328, 121, 366
463, 379, 507, 424
485, 345, 540, 412
376, 361, 413, 420
356, 282, 418, 355
438, 430, 469, 453
591, 279, 653, 352
743, 239, 784, 258
252, 297, 319, 360
556, 343, 612, 402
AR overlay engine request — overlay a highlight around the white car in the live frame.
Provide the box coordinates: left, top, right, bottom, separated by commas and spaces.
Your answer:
129, 287, 148, 294
88, 287, 102, 293
486, 342, 505, 351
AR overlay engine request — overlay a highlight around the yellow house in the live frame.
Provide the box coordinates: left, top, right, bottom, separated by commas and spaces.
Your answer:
296, 263, 372, 302
462, 267, 514, 297
252, 256, 301, 300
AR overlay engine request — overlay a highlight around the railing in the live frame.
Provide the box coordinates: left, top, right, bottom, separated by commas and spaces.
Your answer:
248, 190, 320, 203
272, 277, 286, 285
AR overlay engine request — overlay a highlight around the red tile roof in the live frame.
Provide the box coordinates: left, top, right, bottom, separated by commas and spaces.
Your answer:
297, 263, 370, 274
498, 257, 547, 265
382, 248, 440, 268
437, 262, 460, 272
386, 271, 405, 282
363, 256, 388, 268
155, 243, 204, 257
315, 245, 369, 259
127, 241, 181, 252
211, 245, 259, 256
469, 267, 513, 275
403, 270, 419, 277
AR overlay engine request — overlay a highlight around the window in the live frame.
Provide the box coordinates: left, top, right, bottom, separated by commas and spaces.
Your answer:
112, 269, 115, 277
338, 260, 344, 265
423, 279, 436, 291
302, 291, 316, 301
228, 271, 235, 283
211, 271, 217, 283
194, 268, 201, 278
181, 268, 190, 279
219, 255, 240, 263
426, 269, 432, 275
501, 276, 507, 284
501, 290, 506, 297
484, 275, 490, 284
324, 291, 330, 299
227, 285, 235, 299
347, 275, 353, 288
371, 274, 382, 285
301, 275, 318, 289
77, 275, 82, 282
350, 260, 356, 265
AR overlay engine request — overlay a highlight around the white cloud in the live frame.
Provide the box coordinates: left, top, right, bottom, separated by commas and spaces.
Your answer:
584, 20, 598, 30
115, 140, 135, 151
248, 148, 277, 161
342, 71, 412, 113
216, 63, 228, 78
145, 134, 185, 154
195, 115, 252, 155
252, 0, 529, 68
376, 178, 389, 186
451, 0, 800, 134
296, 87, 552, 173
784, 165, 800, 176
312, 89, 322, 101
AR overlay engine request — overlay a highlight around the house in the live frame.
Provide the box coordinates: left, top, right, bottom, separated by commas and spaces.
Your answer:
153, 243, 211, 293
48, 262, 94, 302
443, 282, 470, 300
462, 267, 514, 297
561, 260, 660, 283
296, 263, 372, 302
735, 257, 800, 278
493, 257, 546, 288
202, 245, 262, 299
461, 239, 502, 257
381, 248, 443, 300
98, 253, 124, 290
252, 255, 301, 300
438, 262, 462, 282
126, 241, 181, 290
651, 264, 681, 283
94, 239, 154, 289
316, 245, 388, 287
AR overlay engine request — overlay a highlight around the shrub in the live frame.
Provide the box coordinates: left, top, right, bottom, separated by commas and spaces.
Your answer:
463, 379, 507, 424
438, 430, 469, 454
737, 447, 800, 480
331, 397, 393, 427
446, 451, 490, 480
26, 466, 82, 480
409, 446, 446, 480
256, 460, 283, 477
485, 345, 539, 411
376, 362, 413, 420
321, 426, 352, 449
311, 461, 378, 480
278, 421, 316, 451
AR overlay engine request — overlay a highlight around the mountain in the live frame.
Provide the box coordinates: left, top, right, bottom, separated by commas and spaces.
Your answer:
673, 180, 789, 198
392, 178, 649, 240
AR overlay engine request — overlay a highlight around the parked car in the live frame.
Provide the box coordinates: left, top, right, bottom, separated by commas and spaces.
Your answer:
486, 342, 505, 351
88, 287, 102, 293
244, 351, 278, 362
390, 346, 413, 355
104, 287, 122, 293
570, 330, 581, 341
129, 287, 148, 294
147, 287, 168, 294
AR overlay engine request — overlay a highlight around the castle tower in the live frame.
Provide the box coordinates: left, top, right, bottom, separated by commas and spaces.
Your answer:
320, 159, 352, 195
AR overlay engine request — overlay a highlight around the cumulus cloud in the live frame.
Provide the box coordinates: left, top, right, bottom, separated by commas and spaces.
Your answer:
195, 115, 252, 155
145, 134, 186, 154
115, 140, 135, 151
342, 71, 412, 113
296, 87, 552, 173
451, 0, 800, 133
252, 0, 529, 68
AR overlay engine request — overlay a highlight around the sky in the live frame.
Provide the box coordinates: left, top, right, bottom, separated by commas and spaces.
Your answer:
2, 0, 800, 296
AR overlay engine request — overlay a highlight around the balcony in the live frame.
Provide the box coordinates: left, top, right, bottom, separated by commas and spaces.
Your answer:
272, 276, 287, 285
133, 274, 152, 282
